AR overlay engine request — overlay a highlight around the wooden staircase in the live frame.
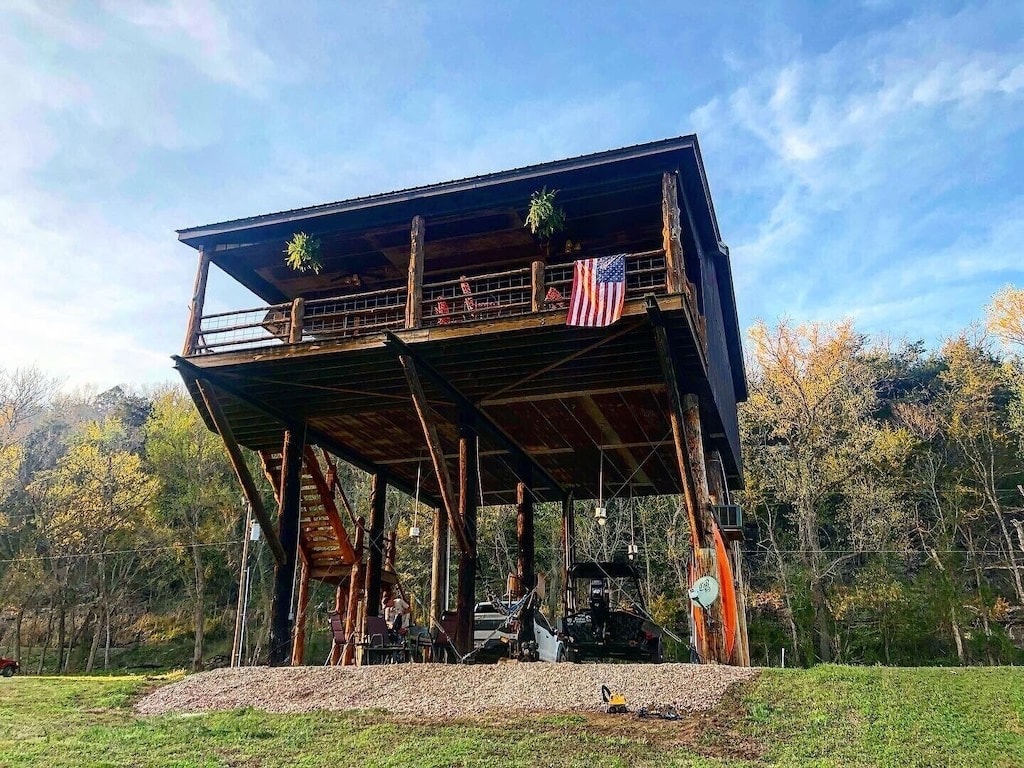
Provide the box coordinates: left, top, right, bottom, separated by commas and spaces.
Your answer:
259, 446, 357, 582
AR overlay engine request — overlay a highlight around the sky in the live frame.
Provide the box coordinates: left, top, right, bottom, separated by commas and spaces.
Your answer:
2, 1, 1022, 389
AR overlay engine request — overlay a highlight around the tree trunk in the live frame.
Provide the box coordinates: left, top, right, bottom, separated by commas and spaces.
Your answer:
13, 609, 22, 667
103, 607, 111, 670
38, 604, 54, 675
810, 576, 833, 663
192, 540, 206, 672
85, 607, 102, 673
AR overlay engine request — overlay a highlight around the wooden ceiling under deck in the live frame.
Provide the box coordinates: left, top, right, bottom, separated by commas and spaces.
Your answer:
181, 293, 730, 506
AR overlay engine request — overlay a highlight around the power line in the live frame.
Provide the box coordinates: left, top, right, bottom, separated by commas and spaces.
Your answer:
0, 538, 245, 565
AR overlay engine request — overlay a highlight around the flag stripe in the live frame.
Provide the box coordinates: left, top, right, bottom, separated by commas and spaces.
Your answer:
565, 254, 627, 328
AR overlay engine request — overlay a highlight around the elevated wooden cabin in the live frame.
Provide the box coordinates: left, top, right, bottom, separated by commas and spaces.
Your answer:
174, 135, 750, 665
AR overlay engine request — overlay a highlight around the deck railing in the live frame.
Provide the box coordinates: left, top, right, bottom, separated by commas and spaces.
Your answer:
188, 249, 671, 355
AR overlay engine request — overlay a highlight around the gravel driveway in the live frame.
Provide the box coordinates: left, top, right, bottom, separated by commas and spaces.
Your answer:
137, 663, 757, 718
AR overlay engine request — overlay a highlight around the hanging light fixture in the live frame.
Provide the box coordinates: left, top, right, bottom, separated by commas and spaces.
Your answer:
409, 462, 422, 542
594, 449, 607, 526
627, 485, 637, 560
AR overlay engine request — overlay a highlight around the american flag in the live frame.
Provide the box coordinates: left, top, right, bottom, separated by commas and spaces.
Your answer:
566, 254, 626, 327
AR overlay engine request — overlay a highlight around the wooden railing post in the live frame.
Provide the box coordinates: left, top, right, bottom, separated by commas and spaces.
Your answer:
182, 246, 211, 355
406, 215, 425, 329
531, 259, 546, 312
662, 172, 683, 295
288, 298, 304, 344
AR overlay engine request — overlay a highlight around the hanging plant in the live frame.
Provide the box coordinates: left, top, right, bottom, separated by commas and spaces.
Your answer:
524, 187, 566, 247
284, 232, 323, 274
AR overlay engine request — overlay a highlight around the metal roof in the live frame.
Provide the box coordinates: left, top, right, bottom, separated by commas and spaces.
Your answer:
176, 135, 707, 246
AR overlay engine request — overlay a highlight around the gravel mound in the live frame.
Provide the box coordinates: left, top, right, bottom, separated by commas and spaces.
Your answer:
137, 663, 757, 718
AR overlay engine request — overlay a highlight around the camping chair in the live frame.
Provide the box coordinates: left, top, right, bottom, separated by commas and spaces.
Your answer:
327, 610, 347, 665
362, 616, 409, 665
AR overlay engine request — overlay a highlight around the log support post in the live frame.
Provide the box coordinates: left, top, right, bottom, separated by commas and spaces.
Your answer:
289, 298, 305, 344
430, 506, 448, 626
342, 518, 365, 666
662, 172, 684, 295
366, 474, 387, 617
516, 464, 535, 593
183, 246, 211, 355
561, 492, 576, 615
330, 579, 347, 665
455, 413, 478, 655
707, 449, 750, 666
269, 425, 305, 666
406, 215, 425, 329
291, 556, 311, 666
531, 259, 546, 312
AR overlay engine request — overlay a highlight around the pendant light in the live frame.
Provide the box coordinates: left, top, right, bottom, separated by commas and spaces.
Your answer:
409, 462, 422, 542
594, 449, 607, 526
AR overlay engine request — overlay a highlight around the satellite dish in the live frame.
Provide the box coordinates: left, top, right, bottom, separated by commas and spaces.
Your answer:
688, 575, 720, 608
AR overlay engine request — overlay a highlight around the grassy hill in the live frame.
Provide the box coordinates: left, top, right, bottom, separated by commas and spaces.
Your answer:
0, 665, 1020, 767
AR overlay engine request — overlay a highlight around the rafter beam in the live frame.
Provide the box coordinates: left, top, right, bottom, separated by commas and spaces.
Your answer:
383, 331, 567, 501
173, 355, 440, 508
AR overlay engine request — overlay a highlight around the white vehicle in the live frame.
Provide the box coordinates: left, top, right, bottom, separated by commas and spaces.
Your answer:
473, 598, 566, 662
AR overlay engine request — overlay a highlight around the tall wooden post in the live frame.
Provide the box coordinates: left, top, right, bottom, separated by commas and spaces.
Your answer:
365, 474, 387, 617
269, 426, 305, 666
430, 506, 448, 626
330, 580, 347, 665
455, 415, 478, 655
662, 172, 683, 295
231, 503, 252, 667
707, 449, 749, 666
406, 215, 425, 329
516, 465, 535, 592
291, 558, 311, 665
561, 493, 576, 614
342, 518, 365, 666
183, 246, 211, 355
531, 259, 546, 312
289, 298, 305, 344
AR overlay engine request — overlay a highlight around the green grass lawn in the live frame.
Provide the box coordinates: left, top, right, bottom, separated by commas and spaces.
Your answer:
0, 666, 1020, 767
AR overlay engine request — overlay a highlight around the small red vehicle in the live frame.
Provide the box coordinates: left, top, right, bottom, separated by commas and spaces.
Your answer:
0, 658, 18, 677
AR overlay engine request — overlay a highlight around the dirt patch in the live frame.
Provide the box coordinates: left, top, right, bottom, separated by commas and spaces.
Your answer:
136, 662, 758, 720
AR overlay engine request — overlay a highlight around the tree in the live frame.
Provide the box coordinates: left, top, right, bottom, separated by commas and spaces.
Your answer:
987, 286, 1024, 349
145, 387, 237, 671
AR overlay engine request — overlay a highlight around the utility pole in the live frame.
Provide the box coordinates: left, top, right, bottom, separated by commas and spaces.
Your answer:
231, 501, 253, 667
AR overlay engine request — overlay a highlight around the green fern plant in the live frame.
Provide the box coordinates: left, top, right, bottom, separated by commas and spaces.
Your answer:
525, 187, 566, 248
284, 232, 323, 274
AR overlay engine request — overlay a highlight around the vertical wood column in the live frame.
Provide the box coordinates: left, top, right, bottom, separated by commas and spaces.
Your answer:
681, 395, 727, 664
291, 558, 311, 665
707, 449, 749, 666
365, 474, 387, 617
531, 260, 546, 312
516, 465, 535, 593
269, 426, 305, 666
455, 415, 478, 655
342, 518, 365, 666
330, 580, 347, 665
430, 506, 448, 627
662, 172, 684, 294
561, 493, 576, 614
289, 298, 305, 344
183, 246, 211, 355
406, 215, 425, 329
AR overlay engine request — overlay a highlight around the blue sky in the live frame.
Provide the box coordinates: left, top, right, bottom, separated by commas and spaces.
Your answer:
3, 1, 1022, 388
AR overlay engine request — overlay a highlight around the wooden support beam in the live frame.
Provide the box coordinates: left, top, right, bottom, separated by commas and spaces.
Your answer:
320, 449, 358, 526
289, 298, 305, 344
662, 172, 683, 295
430, 506, 448, 626
173, 356, 438, 507
270, 426, 305, 666
384, 331, 566, 500
396, 353, 471, 555
516, 465, 535, 592
365, 474, 387, 617
182, 246, 211, 355
708, 449, 751, 667
530, 259, 546, 313
330, 580, 346, 665
562, 492, 576, 615
342, 518, 365, 666
291, 558, 311, 665
195, 379, 286, 566
303, 447, 357, 563
455, 415, 478, 655
406, 215, 425, 329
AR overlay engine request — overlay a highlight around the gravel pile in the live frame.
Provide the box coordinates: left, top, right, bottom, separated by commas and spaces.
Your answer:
137, 663, 757, 718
